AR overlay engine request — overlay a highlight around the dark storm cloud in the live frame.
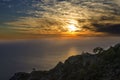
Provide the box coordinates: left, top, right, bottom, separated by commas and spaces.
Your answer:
92, 23, 120, 35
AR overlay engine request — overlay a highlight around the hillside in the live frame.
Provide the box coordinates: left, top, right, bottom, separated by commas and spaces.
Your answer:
10, 43, 120, 80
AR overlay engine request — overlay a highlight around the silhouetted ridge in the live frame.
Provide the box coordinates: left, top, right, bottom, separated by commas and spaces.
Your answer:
10, 43, 120, 80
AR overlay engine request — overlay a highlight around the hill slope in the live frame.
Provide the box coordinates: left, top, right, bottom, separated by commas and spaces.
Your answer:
10, 43, 120, 80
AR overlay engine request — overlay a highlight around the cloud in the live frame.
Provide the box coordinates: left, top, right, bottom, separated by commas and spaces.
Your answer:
114, 0, 120, 6
6, 17, 71, 34
4, 0, 120, 37
92, 23, 120, 35
31, 0, 120, 18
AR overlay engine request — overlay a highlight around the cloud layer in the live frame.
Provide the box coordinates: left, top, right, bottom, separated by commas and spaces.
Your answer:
3, 0, 120, 37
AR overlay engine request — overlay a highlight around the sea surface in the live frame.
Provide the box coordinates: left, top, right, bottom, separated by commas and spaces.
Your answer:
0, 37, 120, 80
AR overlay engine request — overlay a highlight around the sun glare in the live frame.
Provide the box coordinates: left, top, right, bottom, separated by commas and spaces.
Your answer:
68, 24, 77, 32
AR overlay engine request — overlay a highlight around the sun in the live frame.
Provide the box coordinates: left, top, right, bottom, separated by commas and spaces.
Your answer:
68, 24, 77, 32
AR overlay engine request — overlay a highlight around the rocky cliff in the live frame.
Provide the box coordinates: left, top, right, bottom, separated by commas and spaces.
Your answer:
10, 43, 120, 80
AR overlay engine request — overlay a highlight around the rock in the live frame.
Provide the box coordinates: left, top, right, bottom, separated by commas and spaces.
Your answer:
9, 72, 30, 80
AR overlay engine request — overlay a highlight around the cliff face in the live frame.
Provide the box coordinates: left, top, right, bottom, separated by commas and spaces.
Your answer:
10, 43, 120, 80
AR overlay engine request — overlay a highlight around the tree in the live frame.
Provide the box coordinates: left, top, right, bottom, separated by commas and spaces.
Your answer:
32, 68, 36, 71
93, 47, 104, 54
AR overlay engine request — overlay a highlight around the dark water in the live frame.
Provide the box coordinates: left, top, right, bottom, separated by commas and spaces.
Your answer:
0, 37, 120, 80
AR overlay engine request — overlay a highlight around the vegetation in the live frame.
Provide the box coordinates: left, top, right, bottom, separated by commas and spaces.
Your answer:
10, 43, 120, 80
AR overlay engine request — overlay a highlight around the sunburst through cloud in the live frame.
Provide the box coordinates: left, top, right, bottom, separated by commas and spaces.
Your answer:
0, 0, 119, 39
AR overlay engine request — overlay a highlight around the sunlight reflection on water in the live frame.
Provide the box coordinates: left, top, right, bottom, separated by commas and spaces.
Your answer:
67, 47, 79, 58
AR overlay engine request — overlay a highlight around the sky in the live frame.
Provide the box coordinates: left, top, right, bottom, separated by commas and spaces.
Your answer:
0, 0, 120, 39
